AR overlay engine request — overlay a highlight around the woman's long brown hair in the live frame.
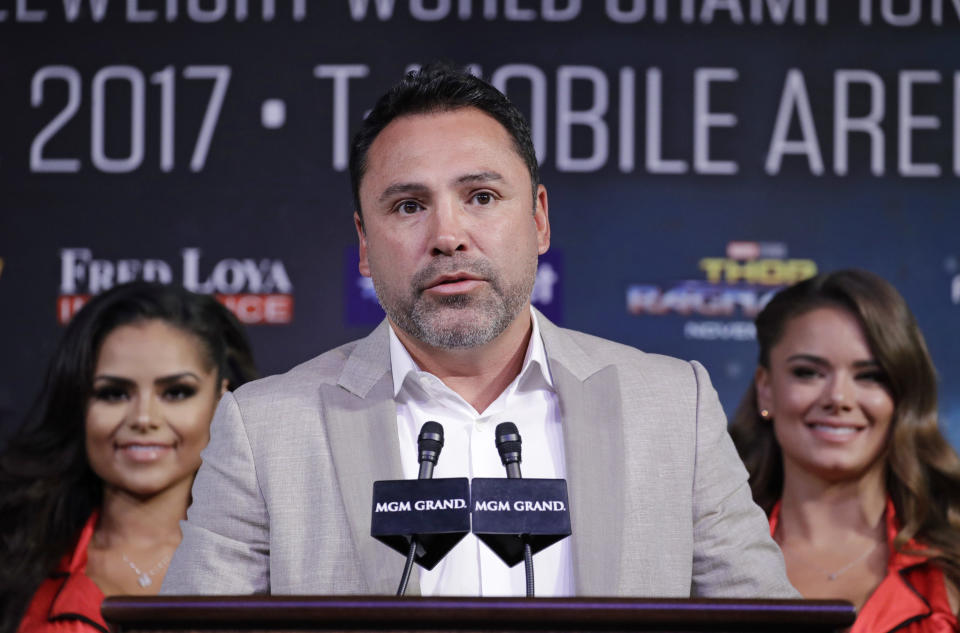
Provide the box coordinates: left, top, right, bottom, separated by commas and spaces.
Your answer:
729, 269, 960, 588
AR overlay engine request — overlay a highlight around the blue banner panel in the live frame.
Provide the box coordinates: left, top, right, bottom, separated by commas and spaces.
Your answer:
1, 2, 958, 452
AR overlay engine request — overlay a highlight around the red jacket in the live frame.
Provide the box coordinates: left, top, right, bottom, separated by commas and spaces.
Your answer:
771, 499, 958, 633
18, 513, 108, 633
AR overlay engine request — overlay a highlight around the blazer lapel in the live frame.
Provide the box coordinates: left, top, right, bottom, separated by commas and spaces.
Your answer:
321, 321, 421, 595
538, 314, 626, 596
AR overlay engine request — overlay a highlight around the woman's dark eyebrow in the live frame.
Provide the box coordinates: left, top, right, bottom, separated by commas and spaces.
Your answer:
92, 375, 134, 386
92, 372, 201, 386
155, 372, 201, 385
785, 353, 828, 365
785, 354, 879, 368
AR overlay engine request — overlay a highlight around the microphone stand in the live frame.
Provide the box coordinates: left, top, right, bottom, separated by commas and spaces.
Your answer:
397, 422, 444, 596
396, 539, 419, 596
495, 422, 535, 597
523, 538, 534, 597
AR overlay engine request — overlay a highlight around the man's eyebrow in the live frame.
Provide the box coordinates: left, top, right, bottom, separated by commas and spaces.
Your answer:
378, 182, 428, 203
456, 171, 503, 185
377, 172, 504, 203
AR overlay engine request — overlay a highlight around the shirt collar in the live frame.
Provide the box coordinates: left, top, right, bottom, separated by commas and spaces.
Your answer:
388, 307, 554, 398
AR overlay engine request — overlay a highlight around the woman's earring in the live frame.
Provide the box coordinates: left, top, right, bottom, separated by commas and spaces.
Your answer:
760, 409, 771, 420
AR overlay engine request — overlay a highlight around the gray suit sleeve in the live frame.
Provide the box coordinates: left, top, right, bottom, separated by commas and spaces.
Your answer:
161, 391, 270, 594
688, 361, 799, 598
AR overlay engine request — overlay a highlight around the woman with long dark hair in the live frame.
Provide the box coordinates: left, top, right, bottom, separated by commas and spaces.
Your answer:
0, 282, 257, 633
731, 269, 960, 632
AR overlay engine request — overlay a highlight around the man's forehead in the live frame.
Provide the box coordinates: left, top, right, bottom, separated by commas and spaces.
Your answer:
375, 106, 511, 148
361, 107, 526, 191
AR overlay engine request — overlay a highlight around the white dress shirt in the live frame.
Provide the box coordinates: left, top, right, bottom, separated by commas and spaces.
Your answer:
389, 310, 574, 596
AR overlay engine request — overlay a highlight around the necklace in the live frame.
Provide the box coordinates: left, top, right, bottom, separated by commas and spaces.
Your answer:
795, 540, 880, 580
121, 552, 171, 588
780, 524, 882, 581
776, 505, 887, 581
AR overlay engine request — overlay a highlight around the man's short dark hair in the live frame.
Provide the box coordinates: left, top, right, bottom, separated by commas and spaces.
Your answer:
349, 62, 540, 224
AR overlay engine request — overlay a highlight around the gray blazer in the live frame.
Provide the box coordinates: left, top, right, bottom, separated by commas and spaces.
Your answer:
163, 314, 796, 598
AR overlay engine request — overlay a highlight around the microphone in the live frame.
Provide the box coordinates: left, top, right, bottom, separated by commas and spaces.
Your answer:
472, 422, 572, 596
495, 422, 534, 597
417, 421, 444, 479
370, 419, 468, 578
370, 421, 470, 595
495, 422, 522, 479
396, 421, 444, 595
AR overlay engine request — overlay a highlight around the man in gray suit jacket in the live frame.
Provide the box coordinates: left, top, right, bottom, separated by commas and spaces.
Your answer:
163, 63, 797, 598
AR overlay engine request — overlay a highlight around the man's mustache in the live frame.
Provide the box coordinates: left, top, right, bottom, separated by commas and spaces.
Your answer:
412, 256, 497, 293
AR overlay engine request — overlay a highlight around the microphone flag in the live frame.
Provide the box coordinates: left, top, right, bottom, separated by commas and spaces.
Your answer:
471, 477, 572, 567
370, 477, 470, 570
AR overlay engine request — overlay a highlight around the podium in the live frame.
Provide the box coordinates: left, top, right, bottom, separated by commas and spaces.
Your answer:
102, 595, 855, 632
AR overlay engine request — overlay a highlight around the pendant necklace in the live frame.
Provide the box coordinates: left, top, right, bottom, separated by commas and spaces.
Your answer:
780, 521, 882, 581
797, 540, 880, 580
122, 552, 171, 588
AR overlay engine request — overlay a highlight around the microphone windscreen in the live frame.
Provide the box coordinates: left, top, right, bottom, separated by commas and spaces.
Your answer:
418, 421, 444, 464
495, 422, 522, 464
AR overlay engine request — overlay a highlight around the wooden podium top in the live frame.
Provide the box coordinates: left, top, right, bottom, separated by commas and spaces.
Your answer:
102, 595, 855, 632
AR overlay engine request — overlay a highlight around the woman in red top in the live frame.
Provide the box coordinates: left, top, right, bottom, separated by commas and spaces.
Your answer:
0, 283, 257, 633
731, 269, 960, 632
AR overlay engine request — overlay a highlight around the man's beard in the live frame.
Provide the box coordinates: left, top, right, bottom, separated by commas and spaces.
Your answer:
373, 253, 537, 349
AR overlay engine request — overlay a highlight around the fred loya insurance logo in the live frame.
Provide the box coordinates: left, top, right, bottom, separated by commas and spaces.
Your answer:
57, 247, 294, 325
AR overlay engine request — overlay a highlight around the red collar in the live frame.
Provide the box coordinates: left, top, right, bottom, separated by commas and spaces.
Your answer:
48, 511, 108, 631
769, 498, 941, 633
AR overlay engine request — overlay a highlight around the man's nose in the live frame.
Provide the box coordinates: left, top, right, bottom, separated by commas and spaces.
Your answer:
430, 196, 469, 256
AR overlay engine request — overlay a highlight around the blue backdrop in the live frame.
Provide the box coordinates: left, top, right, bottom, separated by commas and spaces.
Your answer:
1, 1, 958, 448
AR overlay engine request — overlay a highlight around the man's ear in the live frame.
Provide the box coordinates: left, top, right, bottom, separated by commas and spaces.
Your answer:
534, 184, 550, 255
355, 211, 371, 278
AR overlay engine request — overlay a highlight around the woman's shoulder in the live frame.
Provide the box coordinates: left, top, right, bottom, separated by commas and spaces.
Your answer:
854, 560, 958, 633
17, 571, 107, 633
17, 513, 108, 633
900, 561, 959, 628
